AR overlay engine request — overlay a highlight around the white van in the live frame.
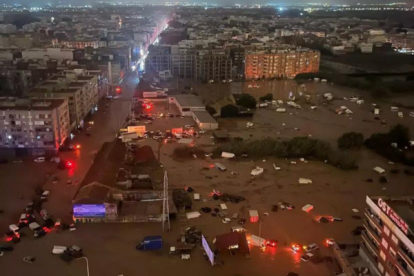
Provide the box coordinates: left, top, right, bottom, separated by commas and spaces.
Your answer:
304, 243, 319, 252
52, 246, 67, 255
34, 157, 45, 163
9, 224, 19, 234
29, 222, 41, 231
215, 163, 226, 171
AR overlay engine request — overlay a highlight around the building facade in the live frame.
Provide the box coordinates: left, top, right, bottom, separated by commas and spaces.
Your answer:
29, 71, 99, 128
0, 98, 70, 154
244, 48, 320, 79
61, 38, 100, 49
362, 196, 414, 276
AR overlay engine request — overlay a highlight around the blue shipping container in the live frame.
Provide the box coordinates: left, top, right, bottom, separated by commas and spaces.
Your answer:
136, 236, 163, 251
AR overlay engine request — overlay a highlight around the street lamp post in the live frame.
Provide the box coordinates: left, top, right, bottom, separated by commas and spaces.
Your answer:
76, 257, 90, 276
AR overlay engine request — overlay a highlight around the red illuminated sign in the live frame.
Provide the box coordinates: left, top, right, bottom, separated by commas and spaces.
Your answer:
377, 198, 409, 234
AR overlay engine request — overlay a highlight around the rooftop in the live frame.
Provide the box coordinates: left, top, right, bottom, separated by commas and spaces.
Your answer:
192, 111, 217, 124
0, 98, 66, 111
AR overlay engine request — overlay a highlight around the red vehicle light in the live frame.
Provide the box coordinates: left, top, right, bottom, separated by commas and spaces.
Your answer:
66, 161, 73, 167
75, 144, 81, 149
115, 86, 122, 93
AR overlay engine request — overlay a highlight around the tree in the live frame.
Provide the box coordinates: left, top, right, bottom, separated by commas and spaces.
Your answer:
338, 132, 364, 149
370, 87, 391, 98
221, 104, 239, 118
206, 105, 217, 116
388, 124, 410, 147
236, 94, 257, 109
259, 93, 273, 102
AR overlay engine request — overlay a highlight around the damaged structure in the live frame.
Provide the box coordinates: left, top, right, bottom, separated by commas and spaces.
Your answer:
72, 141, 177, 223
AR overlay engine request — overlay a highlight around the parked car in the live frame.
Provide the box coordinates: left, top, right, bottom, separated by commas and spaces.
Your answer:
25, 202, 34, 213
34, 157, 45, 163
301, 253, 314, 262
19, 214, 35, 225
65, 245, 83, 257
303, 243, 319, 252
40, 209, 50, 221
41, 191, 50, 201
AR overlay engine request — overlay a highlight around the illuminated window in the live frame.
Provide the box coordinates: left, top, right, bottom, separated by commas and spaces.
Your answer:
380, 250, 386, 261
383, 225, 390, 236
391, 234, 398, 245
378, 262, 384, 273
381, 239, 388, 249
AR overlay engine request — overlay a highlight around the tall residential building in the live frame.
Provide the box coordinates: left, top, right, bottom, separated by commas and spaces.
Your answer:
194, 50, 233, 81
146, 45, 233, 81
61, 37, 100, 49
244, 48, 320, 79
362, 196, 414, 276
0, 98, 70, 154
28, 71, 99, 128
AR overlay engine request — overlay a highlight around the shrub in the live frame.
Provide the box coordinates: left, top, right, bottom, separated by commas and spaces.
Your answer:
236, 94, 257, 109
215, 137, 357, 170
206, 105, 217, 116
365, 125, 412, 165
259, 93, 273, 102
338, 132, 364, 149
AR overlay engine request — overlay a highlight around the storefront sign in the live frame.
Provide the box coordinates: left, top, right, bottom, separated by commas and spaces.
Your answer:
377, 198, 409, 234
127, 125, 146, 134
202, 235, 215, 266
73, 204, 106, 218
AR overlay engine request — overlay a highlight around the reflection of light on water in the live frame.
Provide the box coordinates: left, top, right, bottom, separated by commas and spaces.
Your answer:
282, 247, 301, 267
267, 247, 277, 261
68, 168, 75, 178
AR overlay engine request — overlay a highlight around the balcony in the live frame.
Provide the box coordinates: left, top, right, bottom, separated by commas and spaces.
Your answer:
361, 231, 379, 253
399, 245, 414, 271
364, 219, 381, 242
360, 241, 379, 265
397, 254, 413, 276
365, 208, 383, 229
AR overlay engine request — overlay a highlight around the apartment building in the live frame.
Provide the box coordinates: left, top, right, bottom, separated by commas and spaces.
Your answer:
388, 34, 414, 53
244, 48, 320, 79
22, 48, 75, 60
362, 196, 414, 276
194, 50, 233, 81
29, 71, 99, 128
146, 45, 233, 81
61, 37, 100, 49
0, 98, 70, 154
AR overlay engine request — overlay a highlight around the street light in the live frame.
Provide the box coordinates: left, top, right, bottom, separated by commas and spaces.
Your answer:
76, 257, 90, 276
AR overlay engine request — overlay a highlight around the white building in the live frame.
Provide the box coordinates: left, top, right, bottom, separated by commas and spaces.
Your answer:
22, 48, 75, 60
358, 43, 373, 53
192, 111, 218, 130
169, 95, 205, 117
0, 24, 17, 34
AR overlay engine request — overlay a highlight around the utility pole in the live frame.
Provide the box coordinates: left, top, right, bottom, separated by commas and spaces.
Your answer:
162, 171, 170, 232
